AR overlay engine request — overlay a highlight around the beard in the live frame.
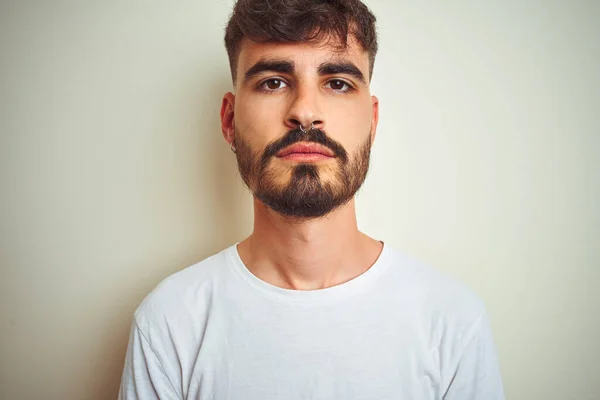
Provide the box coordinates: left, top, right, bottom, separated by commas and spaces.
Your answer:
233, 126, 372, 219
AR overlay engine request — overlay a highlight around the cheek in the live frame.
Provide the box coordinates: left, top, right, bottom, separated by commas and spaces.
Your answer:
236, 90, 288, 123
235, 93, 287, 146
328, 100, 373, 148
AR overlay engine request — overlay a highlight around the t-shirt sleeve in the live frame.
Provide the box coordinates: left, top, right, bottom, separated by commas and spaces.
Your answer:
442, 311, 505, 400
118, 319, 181, 400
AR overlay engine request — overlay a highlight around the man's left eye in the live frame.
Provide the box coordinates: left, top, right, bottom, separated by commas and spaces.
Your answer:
328, 80, 351, 91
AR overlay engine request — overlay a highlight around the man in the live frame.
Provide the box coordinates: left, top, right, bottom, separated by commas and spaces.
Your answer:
119, 0, 505, 398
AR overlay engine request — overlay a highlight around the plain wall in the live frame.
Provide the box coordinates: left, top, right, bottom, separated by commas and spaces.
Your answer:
1, 1, 598, 399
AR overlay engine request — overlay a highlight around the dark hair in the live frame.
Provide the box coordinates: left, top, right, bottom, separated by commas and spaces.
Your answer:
224, 0, 378, 83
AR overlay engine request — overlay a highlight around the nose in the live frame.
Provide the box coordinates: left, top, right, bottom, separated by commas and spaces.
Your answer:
284, 83, 324, 131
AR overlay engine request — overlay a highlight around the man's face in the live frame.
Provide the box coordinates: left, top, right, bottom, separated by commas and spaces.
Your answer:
222, 36, 379, 219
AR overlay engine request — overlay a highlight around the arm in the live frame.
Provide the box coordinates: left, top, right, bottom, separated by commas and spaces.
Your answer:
118, 319, 181, 400
442, 312, 505, 400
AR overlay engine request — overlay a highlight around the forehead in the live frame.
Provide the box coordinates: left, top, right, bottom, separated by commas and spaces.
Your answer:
237, 35, 369, 78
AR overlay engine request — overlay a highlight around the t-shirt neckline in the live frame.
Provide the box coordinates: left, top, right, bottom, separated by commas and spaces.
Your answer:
226, 241, 391, 304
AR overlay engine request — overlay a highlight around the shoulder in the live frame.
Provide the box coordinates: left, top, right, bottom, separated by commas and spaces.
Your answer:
133, 245, 234, 333
383, 246, 487, 330
383, 247, 503, 393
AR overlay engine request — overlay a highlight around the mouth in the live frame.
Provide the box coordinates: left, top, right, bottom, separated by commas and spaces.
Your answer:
276, 142, 335, 161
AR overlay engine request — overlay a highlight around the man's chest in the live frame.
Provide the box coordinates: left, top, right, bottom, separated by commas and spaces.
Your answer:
181, 301, 443, 399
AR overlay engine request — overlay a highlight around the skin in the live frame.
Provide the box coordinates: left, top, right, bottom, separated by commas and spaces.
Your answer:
220, 35, 383, 290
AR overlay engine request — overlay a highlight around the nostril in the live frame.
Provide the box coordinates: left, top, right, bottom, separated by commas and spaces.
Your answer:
286, 118, 301, 131
311, 120, 324, 130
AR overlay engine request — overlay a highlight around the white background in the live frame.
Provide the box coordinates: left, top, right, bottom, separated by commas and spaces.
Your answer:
1, 1, 598, 398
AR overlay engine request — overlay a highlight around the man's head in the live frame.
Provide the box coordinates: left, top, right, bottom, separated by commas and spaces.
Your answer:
220, 0, 379, 219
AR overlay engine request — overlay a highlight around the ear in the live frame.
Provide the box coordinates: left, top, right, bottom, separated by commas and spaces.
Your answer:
370, 95, 379, 145
220, 92, 236, 145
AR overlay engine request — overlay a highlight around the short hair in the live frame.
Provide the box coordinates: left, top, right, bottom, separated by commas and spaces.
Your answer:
224, 0, 378, 83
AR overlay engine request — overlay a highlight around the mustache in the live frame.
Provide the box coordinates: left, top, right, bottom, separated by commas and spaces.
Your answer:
260, 127, 348, 167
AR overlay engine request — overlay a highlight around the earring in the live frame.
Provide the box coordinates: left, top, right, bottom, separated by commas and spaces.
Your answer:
230, 141, 236, 153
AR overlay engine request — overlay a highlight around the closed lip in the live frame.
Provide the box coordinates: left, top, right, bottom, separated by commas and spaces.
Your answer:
276, 143, 335, 157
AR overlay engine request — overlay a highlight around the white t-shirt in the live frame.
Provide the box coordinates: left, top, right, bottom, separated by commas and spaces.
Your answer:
119, 244, 504, 399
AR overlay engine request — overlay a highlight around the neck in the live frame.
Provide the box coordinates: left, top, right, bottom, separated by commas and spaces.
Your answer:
236, 197, 383, 290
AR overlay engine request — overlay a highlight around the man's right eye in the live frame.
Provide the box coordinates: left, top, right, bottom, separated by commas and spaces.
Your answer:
261, 79, 288, 91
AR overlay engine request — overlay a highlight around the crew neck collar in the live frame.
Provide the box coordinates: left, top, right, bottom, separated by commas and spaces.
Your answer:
226, 242, 391, 304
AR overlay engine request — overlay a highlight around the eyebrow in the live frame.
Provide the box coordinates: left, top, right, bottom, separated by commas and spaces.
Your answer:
244, 59, 295, 83
318, 62, 367, 85
242, 58, 367, 85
